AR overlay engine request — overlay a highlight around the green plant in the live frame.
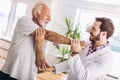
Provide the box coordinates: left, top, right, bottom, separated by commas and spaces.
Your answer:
55, 17, 81, 62
65, 17, 73, 38
60, 46, 70, 62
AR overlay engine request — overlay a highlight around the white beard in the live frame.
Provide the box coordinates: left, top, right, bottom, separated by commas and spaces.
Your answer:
36, 15, 46, 27
38, 19, 46, 27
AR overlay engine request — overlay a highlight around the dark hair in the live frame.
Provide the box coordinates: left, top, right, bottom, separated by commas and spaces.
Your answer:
96, 17, 114, 39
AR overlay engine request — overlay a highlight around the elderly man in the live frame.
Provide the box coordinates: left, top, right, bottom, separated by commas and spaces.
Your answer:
45, 17, 114, 80
0, 3, 79, 80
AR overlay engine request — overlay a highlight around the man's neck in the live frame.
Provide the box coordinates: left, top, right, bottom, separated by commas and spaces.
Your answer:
93, 39, 108, 48
32, 17, 37, 24
32, 17, 42, 27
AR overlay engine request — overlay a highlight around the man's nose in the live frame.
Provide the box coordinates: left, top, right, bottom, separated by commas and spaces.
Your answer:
86, 26, 92, 33
87, 28, 91, 33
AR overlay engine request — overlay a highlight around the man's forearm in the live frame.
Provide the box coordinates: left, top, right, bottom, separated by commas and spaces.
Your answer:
36, 45, 44, 59
45, 29, 71, 44
45, 29, 85, 47
36, 46, 44, 56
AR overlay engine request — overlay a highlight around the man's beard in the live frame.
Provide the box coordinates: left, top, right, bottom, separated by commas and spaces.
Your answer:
89, 32, 100, 44
38, 19, 46, 27
37, 15, 46, 27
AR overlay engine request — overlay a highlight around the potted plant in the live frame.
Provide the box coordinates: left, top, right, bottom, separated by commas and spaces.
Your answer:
54, 17, 81, 62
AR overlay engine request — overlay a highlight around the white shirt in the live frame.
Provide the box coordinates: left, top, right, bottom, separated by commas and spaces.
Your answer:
54, 45, 113, 80
2, 16, 40, 80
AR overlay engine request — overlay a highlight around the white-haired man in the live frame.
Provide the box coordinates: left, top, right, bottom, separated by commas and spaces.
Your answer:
0, 3, 51, 80
0, 2, 83, 80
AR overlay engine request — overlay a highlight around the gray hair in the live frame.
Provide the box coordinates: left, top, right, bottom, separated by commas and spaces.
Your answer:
32, 3, 45, 16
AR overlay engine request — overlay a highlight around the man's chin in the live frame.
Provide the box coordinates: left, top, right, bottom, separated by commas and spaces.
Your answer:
38, 20, 46, 27
40, 24, 46, 27
89, 38, 93, 41
89, 39, 95, 43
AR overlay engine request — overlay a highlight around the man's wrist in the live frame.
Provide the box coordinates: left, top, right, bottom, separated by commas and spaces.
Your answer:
72, 52, 79, 54
71, 52, 79, 56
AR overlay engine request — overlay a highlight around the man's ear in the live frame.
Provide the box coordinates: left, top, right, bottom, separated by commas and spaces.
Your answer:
101, 31, 107, 37
33, 11, 38, 18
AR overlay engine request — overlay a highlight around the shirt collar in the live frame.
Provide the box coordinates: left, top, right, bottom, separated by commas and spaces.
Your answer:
88, 41, 109, 54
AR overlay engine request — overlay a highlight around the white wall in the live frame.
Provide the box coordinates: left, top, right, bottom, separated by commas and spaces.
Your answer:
46, 0, 120, 35
48, 0, 74, 33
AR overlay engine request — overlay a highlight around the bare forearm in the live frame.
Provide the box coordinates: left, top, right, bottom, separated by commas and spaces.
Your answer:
45, 29, 71, 44
36, 45, 44, 58
45, 29, 85, 47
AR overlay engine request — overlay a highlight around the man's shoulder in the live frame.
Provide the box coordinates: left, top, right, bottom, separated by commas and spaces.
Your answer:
18, 16, 30, 22
15, 16, 33, 31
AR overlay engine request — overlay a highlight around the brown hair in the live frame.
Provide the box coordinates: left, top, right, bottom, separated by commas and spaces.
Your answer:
96, 17, 114, 39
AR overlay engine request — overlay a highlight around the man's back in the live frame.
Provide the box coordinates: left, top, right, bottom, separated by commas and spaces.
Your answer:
2, 16, 39, 80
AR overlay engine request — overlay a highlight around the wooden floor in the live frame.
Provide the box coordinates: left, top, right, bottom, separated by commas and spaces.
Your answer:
37, 72, 66, 80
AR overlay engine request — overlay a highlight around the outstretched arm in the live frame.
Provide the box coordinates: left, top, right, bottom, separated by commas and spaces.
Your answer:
45, 29, 85, 47
32, 28, 85, 46
45, 29, 70, 44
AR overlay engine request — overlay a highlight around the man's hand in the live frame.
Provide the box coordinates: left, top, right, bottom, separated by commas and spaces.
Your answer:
45, 66, 55, 72
35, 55, 50, 72
35, 27, 50, 71
71, 39, 82, 53
35, 27, 45, 47
39, 65, 55, 72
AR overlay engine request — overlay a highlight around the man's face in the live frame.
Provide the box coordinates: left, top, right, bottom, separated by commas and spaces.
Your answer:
88, 21, 102, 43
37, 6, 51, 27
